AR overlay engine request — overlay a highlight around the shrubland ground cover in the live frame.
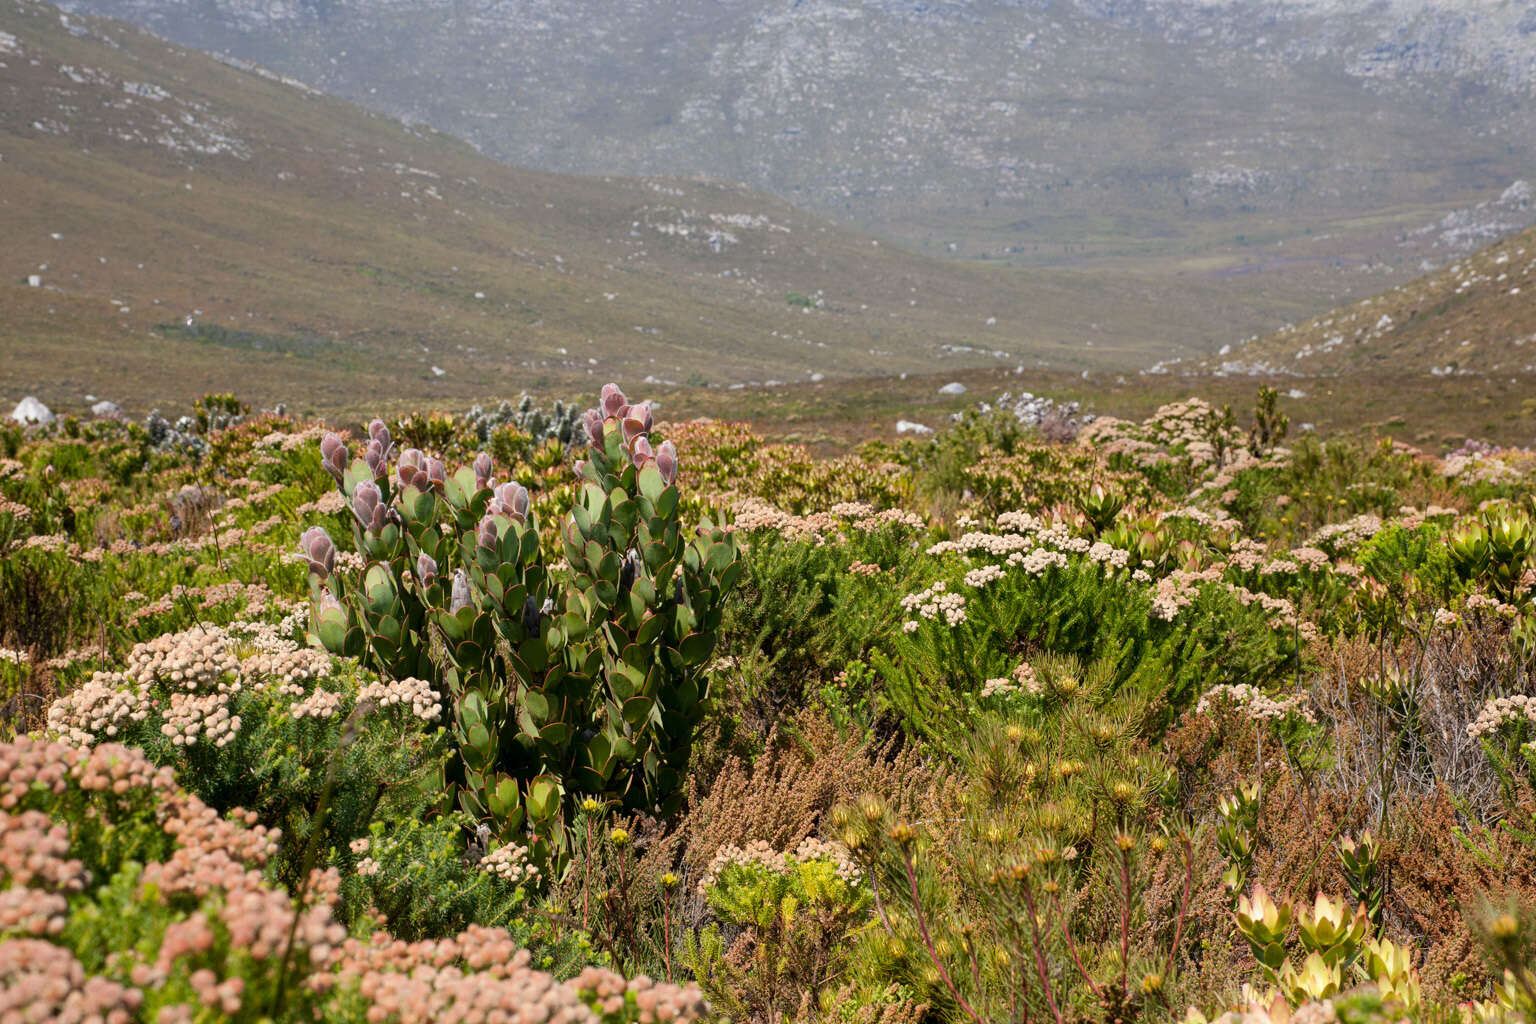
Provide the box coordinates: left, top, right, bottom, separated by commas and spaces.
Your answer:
2, 383, 1536, 1023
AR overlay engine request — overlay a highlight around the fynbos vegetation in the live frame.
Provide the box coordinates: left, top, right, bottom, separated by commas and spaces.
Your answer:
3, 382, 1536, 1023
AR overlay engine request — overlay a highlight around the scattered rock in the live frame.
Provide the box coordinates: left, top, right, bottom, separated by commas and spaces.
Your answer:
938, 381, 967, 395
896, 420, 933, 435
11, 396, 54, 424
91, 400, 122, 418
26, 275, 41, 287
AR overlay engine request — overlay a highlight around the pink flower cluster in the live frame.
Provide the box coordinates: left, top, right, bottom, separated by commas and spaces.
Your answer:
334, 926, 706, 1024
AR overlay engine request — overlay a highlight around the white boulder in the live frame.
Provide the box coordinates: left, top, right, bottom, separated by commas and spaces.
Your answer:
11, 396, 54, 424
938, 382, 967, 395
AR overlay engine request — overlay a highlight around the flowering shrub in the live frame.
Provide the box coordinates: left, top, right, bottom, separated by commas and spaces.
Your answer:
6, 383, 1536, 1023
0, 736, 705, 1023
302, 385, 740, 869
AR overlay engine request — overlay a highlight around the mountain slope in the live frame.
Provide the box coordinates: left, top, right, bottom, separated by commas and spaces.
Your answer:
1192, 223, 1536, 377
52, 0, 1536, 269
3, 0, 1246, 416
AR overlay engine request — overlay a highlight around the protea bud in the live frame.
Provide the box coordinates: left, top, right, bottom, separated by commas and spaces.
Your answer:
493, 481, 530, 522
397, 448, 426, 489
656, 440, 678, 485
352, 480, 387, 532
473, 452, 494, 490
320, 432, 348, 483
573, 459, 587, 478
621, 402, 650, 444
318, 589, 345, 616
477, 515, 500, 550
630, 435, 654, 469
368, 417, 391, 450
298, 526, 335, 578
423, 456, 447, 492
582, 409, 604, 446
416, 552, 438, 585
601, 383, 627, 420
522, 594, 543, 635
364, 438, 388, 480
450, 569, 471, 614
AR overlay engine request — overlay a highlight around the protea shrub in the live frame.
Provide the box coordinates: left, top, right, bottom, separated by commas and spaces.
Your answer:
300, 384, 740, 873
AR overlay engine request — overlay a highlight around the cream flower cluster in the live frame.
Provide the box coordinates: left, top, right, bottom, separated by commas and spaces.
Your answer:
358, 676, 443, 721
289, 688, 343, 721
1467, 694, 1536, 739
700, 837, 861, 894
126, 628, 241, 692
1196, 684, 1316, 724
900, 581, 967, 627
981, 662, 1040, 701
44, 672, 149, 747
162, 691, 241, 748
480, 842, 540, 886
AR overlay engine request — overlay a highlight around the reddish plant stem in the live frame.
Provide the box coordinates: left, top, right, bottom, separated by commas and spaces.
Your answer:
901, 850, 988, 1024
1018, 880, 1066, 1024
1053, 892, 1104, 1000
1163, 835, 1195, 981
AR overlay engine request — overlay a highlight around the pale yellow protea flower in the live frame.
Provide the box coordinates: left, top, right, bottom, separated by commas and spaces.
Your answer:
1236, 883, 1292, 947
1296, 892, 1369, 961
1280, 951, 1342, 1004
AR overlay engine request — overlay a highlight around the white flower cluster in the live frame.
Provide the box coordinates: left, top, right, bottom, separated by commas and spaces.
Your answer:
1086, 542, 1130, 569
1151, 565, 1226, 621
981, 661, 1039, 700
1196, 684, 1315, 724
481, 842, 540, 886
1005, 548, 1069, 575
963, 564, 1006, 588
162, 691, 241, 747
927, 531, 1030, 557
996, 510, 1044, 534
289, 689, 343, 721
1467, 694, 1536, 739
242, 646, 331, 691
1311, 514, 1384, 553
44, 672, 150, 747
357, 676, 443, 721
700, 837, 860, 894
900, 581, 966, 627
127, 628, 242, 692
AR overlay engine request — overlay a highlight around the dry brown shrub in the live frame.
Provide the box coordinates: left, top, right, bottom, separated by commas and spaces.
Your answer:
679, 708, 942, 881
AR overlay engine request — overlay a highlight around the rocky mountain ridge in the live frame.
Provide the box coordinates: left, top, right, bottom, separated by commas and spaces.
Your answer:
51, 0, 1536, 266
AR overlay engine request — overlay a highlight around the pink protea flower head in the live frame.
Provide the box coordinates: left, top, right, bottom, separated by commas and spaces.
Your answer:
621, 402, 650, 445
298, 526, 335, 579
396, 448, 426, 490
368, 418, 392, 456
472, 452, 494, 490
416, 553, 438, 585
630, 435, 655, 470
351, 481, 387, 533
319, 432, 348, 483
582, 409, 604, 447
601, 383, 627, 420
423, 456, 448, 492
477, 515, 500, 551
656, 440, 678, 486
493, 482, 530, 523
363, 438, 389, 480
